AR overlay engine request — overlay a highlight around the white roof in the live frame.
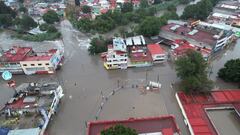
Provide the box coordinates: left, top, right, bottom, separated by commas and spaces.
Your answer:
126, 37, 133, 46
125, 35, 145, 46
140, 35, 146, 45
220, 4, 238, 10
8, 128, 40, 135
133, 36, 141, 45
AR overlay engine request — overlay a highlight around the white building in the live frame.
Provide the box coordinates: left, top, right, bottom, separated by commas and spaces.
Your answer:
103, 38, 128, 69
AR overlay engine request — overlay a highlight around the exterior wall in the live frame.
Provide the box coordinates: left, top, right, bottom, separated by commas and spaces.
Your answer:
152, 54, 167, 63
0, 62, 23, 74
50, 50, 64, 69
105, 51, 127, 69
213, 33, 235, 52
20, 60, 54, 74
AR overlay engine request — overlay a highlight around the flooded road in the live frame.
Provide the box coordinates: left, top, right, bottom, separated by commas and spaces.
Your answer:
0, 18, 239, 135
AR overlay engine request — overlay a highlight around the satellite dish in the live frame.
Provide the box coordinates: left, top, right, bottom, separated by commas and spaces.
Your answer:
2, 71, 12, 81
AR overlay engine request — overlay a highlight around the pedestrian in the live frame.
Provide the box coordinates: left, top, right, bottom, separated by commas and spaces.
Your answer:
74, 82, 76, 86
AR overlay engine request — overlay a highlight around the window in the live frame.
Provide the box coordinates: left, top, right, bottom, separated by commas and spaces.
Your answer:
38, 63, 42, 66
31, 64, 35, 66
45, 63, 50, 66
23, 64, 27, 66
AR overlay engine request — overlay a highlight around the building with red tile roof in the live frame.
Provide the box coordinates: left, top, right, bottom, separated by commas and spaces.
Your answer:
87, 115, 181, 135
0, 46, 64, 75
147, 44, 167, 63
176, 90, 240, 135
170, 39, 211, 61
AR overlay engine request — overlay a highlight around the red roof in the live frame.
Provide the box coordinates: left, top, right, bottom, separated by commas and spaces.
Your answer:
87, 115, 181, 135
1, 47, 58, 62
161, 23, 216, 45
174, 44, 195, 55
100, 9, 108, 14
2, 46, 32, 62
147, 44, 166, 55
23, 49, 57, 61
177, 90, 240, 135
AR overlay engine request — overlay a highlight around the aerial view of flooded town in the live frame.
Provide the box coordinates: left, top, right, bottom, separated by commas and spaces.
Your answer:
0, 0, 240, 135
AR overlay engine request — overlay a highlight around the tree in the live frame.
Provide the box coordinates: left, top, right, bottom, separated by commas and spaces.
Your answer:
88, 37, 108, 55
43, 10, 59, 24
140, 0, 149, 9
19, 6, 27, 13
0, 1, 17, 18
82, 5, 91, 14
19, 15, 37, 30
0, 14, 12, 27
121, 2, 133, 13
18, 0, 24, 3
181, 0, 214, 20
47, 25, 58, 33
175, 50, 213, 94
179, 0, 191, 4
136, 16, 161, 37
218, 59, 240, 83
101, 125, 137, 135
77, 18, 92, 32
39, 23, 49, 31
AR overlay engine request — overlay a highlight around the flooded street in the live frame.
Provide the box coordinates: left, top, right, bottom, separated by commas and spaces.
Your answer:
0, 17, 239, 135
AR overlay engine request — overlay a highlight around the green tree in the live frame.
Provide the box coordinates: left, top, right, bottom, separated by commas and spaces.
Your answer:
47, 25, 58, 33
19, 15, 37, 30
43, 10, 60, 24
39, 23, 49, 31
101, 125, 137, 135
218, 59, 240, 83
19, 6, 27, 13
0, 1, 16, 18
181, 0, 214, 20
175, 50, 213, 94
136, 16, 161, 37
77, 18, 92, 32
0, 14, 12, 27
140, 0, 149, 9
82, 5, 91, 14
179, 0, 191, 4
88, 37, 108, 55
121, 2, 133, 13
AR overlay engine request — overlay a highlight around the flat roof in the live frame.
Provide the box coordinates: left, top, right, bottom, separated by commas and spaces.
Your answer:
1, 47, 58, 62
2, 46, 32, 62
176, 90, 240, 135
147, 44, 166, 55
87, 115, 181, 135
161, 23, 216, 45
8, 128, 40, 135
207, 109, 240, 135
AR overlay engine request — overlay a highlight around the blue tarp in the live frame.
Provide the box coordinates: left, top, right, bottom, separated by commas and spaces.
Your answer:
0, 128, 10, 135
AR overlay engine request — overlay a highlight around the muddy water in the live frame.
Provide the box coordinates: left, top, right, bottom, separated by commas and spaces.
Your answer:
0, 17, 238, 135
207, 109, 240, 135
176, 0, 202, 16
